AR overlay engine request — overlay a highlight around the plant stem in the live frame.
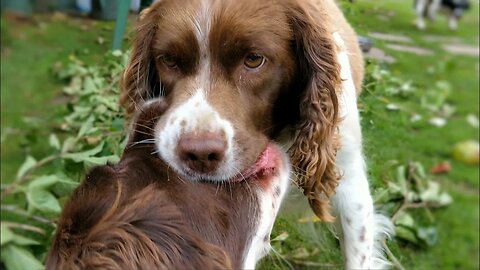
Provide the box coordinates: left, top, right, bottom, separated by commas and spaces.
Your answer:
1, 221, 45, 235
382, 240, 405, 270
1, 205, 55, 226
391, 200, 443, 223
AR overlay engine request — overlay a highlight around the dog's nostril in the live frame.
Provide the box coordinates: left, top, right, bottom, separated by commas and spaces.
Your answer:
208, 153, 219, 161
188, 153, 198, 161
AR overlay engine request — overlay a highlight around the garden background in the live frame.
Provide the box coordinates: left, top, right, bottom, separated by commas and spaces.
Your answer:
1, 0, 479, 269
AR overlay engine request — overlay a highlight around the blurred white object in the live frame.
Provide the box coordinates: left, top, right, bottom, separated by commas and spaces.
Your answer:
466, 114, 479, 129
76, 0, 141, 13
76, 0, 91, 13
429, 117, 447, 127
131, 0, 140, 12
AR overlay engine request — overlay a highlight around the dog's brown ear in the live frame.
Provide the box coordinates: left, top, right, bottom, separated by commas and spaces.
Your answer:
120, 3, 163, 123
287, 1, 342, 222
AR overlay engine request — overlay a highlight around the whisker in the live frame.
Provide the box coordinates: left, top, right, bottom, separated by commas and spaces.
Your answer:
130, 138, 155, 146
129, 129, 154, 137
134, 122, 156, 131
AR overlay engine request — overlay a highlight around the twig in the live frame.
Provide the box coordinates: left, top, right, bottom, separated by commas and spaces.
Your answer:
1, 205, 55, 226
1, 221, 45, 235
287, 259, 338, 268
391, 201, 442, 223
382, 240, 405, 270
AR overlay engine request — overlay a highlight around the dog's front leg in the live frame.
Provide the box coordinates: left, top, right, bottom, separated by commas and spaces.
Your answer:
332, 33, 393, 269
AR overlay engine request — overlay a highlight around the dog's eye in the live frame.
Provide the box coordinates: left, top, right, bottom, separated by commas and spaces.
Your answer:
244, 53, 265, 69
160, 55, 178, 69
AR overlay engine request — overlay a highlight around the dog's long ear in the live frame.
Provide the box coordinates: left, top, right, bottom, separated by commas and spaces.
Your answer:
287, 2, 342, 222
120, 4, 162, 123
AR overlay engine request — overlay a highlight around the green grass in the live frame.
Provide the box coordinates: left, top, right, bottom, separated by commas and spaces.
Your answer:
1, 15, 114, 182
1, 2, 478, 270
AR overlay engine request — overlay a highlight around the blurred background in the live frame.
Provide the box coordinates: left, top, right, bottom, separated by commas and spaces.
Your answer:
1, 0, 478, 269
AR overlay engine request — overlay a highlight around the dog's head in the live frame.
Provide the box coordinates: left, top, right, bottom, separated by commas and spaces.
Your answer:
121, 0, 342, 220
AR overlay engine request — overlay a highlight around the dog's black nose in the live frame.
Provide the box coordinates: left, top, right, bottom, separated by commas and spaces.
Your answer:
176, 131, 227, 174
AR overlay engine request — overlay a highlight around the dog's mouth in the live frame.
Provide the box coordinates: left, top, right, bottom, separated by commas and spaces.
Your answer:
231, 143, 284, 182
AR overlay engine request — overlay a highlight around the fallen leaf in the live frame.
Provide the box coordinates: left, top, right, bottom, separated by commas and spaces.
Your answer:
428, 117, 447, 127
430, 162, 451, 174
386, 103, 400, 111
96, 36, 105, 45
466, 114, 479, 129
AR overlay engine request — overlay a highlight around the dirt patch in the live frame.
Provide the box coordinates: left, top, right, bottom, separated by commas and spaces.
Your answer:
422, 35, 464, 44
385, 44, 434, 56
443, 44, 479, 57
368, 32, 412, 43
364, 47, 396, 63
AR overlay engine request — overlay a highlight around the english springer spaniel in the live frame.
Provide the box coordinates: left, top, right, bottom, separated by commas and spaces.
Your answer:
46, 100, 290, 269
120, 0, 393, 269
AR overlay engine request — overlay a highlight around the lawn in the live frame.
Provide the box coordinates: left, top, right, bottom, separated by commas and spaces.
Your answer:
1, 1, 478, 269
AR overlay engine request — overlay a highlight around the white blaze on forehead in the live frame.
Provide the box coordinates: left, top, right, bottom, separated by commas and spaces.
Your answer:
193, 0, 212, 50
192, 0, 212, 94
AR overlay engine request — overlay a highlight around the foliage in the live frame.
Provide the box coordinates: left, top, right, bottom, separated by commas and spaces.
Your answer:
375, 161, 452, 247
363, 60, 456, 128
0, 50, 129, 270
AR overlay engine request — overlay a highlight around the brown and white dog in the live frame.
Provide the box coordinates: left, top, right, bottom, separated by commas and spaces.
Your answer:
120, 0, 393, 269
46, 100, 290, 269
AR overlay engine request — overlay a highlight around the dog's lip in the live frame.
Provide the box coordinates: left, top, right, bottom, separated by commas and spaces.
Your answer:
231, 143, 283, 182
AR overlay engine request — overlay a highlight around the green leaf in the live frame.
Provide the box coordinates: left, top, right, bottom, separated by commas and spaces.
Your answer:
1, 244, 44, 270
83, 76, 98, 94
16, 156, 37, 179
52, 177, 80, 197
27, 175, 61, 191
2, 223, 40, 246
62, 141, 105, 163
1, 225, 14, 245
417, 227, 438, 246
26, 189, 61, 214
77, 115, 95, 139
394, 212, 415, 227
111, 117, 124, 132
83, 155, 120, 167
11, 234, 40, 246
395, 226, 419, 245
61, 136, 78, 153
49, 133, 61, 150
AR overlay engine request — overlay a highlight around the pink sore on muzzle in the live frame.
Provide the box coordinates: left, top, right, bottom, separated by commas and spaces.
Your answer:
232, 143, 284, 183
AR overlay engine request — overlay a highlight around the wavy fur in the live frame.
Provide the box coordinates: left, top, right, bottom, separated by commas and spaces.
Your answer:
288, 1, 342, 222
